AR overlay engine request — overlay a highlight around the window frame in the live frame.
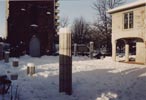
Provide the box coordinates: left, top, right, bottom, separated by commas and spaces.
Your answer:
123, 11, 134, 29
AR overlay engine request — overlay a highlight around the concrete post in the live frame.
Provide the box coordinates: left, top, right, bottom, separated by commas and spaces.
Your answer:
4, 51, 10, 63
59, 28, 72, 95
89, 41, 94, 59
27, 63, 35, 76
74, 43, 77, 56
10, 73, 18, 80
112, 41, 117, 61
125, 44, 129, 62
12, 58, 19, 67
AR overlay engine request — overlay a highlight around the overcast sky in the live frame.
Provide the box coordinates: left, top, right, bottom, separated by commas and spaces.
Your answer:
0, 0, 136, 38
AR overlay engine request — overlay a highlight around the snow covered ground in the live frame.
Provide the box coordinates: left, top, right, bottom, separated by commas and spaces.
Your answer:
0, 55, 146, 100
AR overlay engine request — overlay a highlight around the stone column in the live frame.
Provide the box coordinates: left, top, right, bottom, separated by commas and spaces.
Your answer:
125, 44, 129, 62
27, 63, 35, 76
112, 41, 117, 61
12, 58, 19, 67
4, 51, 10, 63
59, 28, 72, 95
89, 41, 94, 59
73, 43, 77, 56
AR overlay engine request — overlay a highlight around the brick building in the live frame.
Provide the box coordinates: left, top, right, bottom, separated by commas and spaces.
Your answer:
7, 0, 59, 56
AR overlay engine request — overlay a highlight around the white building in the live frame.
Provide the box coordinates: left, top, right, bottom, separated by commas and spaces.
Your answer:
108, 0, 146, 64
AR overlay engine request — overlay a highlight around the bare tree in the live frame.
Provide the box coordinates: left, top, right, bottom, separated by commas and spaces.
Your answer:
93, 0, 124, 51
71, 17, 91, 44
60, 16, 69, 28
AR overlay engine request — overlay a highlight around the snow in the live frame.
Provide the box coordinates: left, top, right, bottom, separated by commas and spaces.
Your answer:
108, 0, 146, 14
59, 28, 71, 34
0, 55, 146, 100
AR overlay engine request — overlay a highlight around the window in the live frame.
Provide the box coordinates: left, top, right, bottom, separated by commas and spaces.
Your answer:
129, 12, 133, 28
124, 12, 133, 29
124, 13, 128, 29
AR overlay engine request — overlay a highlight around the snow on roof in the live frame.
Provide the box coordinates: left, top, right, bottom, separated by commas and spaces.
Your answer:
108, 0, 146, 14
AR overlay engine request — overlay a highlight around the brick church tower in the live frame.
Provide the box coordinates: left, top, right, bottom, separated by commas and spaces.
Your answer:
7, 0, 59, 56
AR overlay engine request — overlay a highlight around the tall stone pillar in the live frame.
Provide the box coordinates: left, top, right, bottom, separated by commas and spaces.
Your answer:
112, 41, 116, 61
59, 28, 72, 95
89, 41, 94, 59
73, 43, 77, 56
4, 51, 10, 63
125, 44, 129, 62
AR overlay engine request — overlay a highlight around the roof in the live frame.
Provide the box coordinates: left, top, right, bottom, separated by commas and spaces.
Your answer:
108, 0, 146, 14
